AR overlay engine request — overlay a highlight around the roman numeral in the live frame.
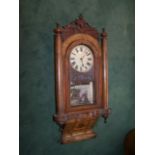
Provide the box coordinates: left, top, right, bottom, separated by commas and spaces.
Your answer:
84, 66, 87, 69
75, 65, 78, 70
80, 47, 83, 51
75, 48, 79, 53
88, 58, 92, 61
86, 52, 91, 56
87, 62, 91, 66
72, 61, 75, 66
72, 52, 76, 56
70, 57, 75, 60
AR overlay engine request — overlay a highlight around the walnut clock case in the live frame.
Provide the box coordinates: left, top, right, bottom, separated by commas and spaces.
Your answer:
53, 15, 110, 144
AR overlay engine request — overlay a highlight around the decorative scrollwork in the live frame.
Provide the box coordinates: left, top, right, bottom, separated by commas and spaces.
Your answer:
58, 15, 99, 41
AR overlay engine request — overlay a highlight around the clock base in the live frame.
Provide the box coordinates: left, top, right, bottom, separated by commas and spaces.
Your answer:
59, 117, 98, 144
61, 129, 96, 144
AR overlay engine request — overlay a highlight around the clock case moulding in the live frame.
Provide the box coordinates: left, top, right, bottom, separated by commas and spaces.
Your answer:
53, 15, 110, 144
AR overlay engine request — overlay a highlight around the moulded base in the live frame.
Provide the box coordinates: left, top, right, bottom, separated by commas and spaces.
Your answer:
61, 129, 96, 144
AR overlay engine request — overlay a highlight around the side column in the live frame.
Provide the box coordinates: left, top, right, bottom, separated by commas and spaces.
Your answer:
54, 24, 64, 115
101, 29, 110, 121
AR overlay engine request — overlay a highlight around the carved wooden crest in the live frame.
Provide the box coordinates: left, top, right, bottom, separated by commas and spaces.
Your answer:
57, 15, 99, 41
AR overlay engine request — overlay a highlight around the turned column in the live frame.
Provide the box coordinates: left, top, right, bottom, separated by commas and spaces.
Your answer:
54, 24, 64, 115
101, 29, 109, 120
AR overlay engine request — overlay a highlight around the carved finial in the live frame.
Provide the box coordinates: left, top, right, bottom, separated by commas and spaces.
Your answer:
56, 23, 61, 28
101, 28, 107, 37
103, 108, 111, 122
102, 28, 105, 32
54, 23, 61, 33
79, 14, 83, 19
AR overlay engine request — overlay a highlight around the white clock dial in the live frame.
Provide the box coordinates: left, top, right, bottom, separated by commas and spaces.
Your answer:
69, 45, 94, 72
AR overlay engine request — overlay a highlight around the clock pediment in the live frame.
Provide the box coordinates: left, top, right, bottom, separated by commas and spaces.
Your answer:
57, 15, 99, 41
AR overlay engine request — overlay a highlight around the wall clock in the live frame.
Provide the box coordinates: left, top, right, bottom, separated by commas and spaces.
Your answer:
53, 15, 110, 144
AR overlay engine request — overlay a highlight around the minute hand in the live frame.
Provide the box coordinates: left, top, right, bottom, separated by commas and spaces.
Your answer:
80, 57, 84, 67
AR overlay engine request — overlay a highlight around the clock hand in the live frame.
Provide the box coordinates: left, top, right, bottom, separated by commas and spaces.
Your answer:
80, 57, 85, 67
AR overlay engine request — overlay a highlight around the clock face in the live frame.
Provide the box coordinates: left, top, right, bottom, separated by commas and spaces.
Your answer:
69, 45, 94, 72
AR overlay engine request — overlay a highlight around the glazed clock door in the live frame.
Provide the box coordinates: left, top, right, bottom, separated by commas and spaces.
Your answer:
69, 44, 95, 107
